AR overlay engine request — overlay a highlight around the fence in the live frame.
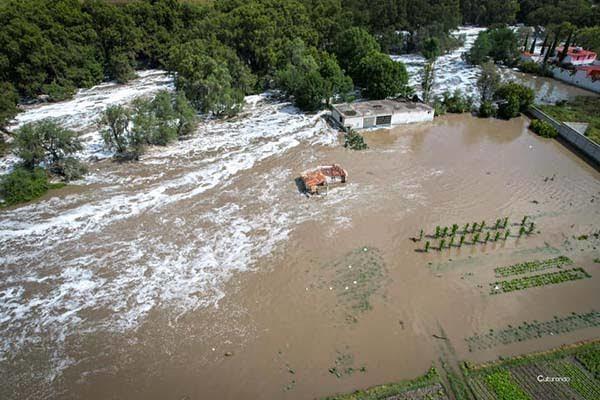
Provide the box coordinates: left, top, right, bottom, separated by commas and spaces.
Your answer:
528, 106, 600, 166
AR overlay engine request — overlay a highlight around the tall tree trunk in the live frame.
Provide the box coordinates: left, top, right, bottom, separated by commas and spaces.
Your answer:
529, 35, 537, 54
540, 33, 549, 55
543, 28, 561, 65
523, 33, 529, 51
559, 30, 573, 63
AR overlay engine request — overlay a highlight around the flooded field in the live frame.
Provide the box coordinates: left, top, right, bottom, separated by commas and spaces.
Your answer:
1, 25, 600, 400
1, 101, 599, 399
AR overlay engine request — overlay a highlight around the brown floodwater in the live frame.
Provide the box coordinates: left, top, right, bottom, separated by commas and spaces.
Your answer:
2, 111, 600, 400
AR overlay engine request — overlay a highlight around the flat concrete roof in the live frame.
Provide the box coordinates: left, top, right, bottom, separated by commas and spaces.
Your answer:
332, 100, 433, 118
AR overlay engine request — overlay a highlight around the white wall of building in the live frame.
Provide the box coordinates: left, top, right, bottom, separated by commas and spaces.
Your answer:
551, 67, 600, 93
391, 110, 434, 125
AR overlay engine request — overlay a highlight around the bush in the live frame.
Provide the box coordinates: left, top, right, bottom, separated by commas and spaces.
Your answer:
518, 61, 553, 77
51, 157, 88, 181
433, 99, 447, 116
0, 167, 49, 205
13, 119, 84, 171
497, 94, 520, 119
344, 130, 367, 150
529, 119, 558, 138
356, 51, 411, 100
441, 90, 473, 113
478, 101, 496, 118
495, 83, 534, 118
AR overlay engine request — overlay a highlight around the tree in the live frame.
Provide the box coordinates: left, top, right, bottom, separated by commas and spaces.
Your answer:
0, 82, 19, 128
169, 39, 255, 116
477, 61, 501, 103
276, 40, 352, 111
100, 105, 144, 158
335, 27, 381, 82
576, 26, 600, 54
13, 119, 86, 180
495, 83, 535, 119
467, 31, 492, 65
356, 51, 410, 100
421, 37, 440, 103
173, 91, 198, 137
467, 28, 519, 66
0, 167, 49, 205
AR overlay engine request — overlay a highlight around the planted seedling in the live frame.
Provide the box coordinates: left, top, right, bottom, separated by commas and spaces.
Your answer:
424, 241, 430, 252
484, 232, 490, 243
459, 235, 465, 247
504, 230, 510, 240
439, 239, 446, 250
521, 216, 528, 226
473, 233, 480, 243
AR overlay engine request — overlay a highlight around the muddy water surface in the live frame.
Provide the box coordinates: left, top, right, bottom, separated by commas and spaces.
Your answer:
3, 106, 599, 399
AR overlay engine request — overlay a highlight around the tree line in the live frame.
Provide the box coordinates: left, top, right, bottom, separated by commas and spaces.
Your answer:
3, 0, 596, 128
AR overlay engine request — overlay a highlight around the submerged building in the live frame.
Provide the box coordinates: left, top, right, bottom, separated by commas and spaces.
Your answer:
331, 100, 434, 130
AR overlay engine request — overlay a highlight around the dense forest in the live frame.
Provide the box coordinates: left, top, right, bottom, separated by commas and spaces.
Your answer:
0, 0, 599, 127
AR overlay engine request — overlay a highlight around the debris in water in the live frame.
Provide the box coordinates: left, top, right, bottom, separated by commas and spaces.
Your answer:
300, 164, 347, 195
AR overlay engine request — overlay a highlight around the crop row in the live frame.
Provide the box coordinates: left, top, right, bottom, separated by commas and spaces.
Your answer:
484, 370, 531, 400
494, 256, 573, 278
551, 359, 600, 400
575, 342, 600, 379
507, 363, 575, 400
465, 311, 600, 351
490, 268, 590, 294
416, 216, 534, 241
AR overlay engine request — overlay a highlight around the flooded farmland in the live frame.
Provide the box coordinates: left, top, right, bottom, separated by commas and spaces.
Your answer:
1, 102, 599, 399
1, 27, 600, 400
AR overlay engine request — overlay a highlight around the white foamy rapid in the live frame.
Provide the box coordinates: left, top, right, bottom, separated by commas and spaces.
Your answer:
391, 26, 486, 101
0, 78, 338, 384
392, 26, 593, 104
0, 70, 174, 175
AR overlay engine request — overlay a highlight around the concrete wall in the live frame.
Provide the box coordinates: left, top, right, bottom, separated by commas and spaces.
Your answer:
391, 110, 434, 124
550, 67, 600, 93
331, 107, 434, 131
331, 108, 362, 130
529, 106, 600, 166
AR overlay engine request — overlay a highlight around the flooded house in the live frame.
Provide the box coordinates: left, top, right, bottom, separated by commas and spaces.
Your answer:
300, 164, 348, 194
331, 99, 434, 131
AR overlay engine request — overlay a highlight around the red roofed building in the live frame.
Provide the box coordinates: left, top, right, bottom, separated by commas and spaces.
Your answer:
555, 46, 597, 66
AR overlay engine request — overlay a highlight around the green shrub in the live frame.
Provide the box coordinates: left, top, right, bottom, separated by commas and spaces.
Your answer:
0, 167, 50, 205
495, 83, 534, 119
518, 61, 553, 77
529, 119, 558, 138
441, 90, 473, 113
344, 129, 367, 150
478, 100, 496, 117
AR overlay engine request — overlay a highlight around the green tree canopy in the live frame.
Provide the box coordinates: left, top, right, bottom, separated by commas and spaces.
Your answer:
356, 51, 410, 100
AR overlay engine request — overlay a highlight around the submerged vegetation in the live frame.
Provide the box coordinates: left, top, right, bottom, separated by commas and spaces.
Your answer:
466, 311, 600, 351
494, 256, 573, 277
490, 268, 591, 294
417, 217, 533, 252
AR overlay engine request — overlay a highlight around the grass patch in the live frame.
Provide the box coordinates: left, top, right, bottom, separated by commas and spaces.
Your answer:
537, 96, 600, 145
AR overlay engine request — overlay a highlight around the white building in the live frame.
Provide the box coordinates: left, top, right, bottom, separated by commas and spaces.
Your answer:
554, 47, 597, 66
331, 100, 434, 130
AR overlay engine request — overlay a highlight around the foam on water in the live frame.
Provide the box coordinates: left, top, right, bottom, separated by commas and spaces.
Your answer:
391, 26, 588, 104
0, 86, 338, 382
